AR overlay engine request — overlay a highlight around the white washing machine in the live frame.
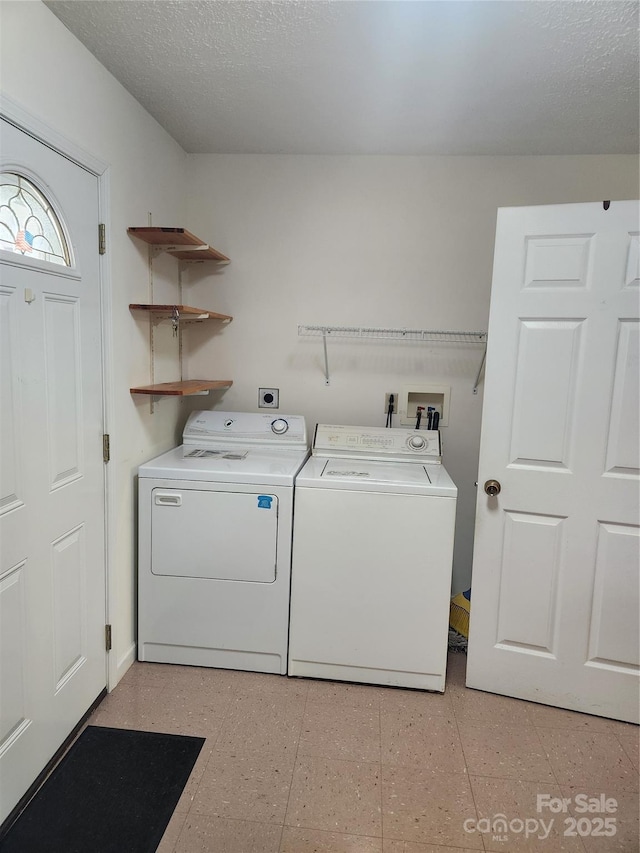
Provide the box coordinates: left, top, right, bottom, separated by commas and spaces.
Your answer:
138, 411, 308, 674
288, 423, 457, 691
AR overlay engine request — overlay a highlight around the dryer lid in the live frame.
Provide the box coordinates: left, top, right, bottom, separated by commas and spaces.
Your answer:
138, 445, 310, 486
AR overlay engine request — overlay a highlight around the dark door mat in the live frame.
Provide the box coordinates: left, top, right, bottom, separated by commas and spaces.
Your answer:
0, 725, 204, 853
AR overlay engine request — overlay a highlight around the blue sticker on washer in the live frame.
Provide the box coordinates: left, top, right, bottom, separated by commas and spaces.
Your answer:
257, 495, 273, 509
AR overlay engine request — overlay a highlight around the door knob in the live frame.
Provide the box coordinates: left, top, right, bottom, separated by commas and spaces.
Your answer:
484, 479, 501, 497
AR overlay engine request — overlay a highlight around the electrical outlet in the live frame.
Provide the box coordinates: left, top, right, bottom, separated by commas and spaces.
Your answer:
258, 387, 279, 408
384, 392, 398, 414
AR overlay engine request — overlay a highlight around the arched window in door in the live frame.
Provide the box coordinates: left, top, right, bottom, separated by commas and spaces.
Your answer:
0, 172, 70, 266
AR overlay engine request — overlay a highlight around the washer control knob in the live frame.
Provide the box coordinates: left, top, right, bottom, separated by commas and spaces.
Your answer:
271, 418, 289, 435
408, 434, 427, 450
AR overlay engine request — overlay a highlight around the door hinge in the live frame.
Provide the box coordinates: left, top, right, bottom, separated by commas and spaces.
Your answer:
103, 434, 110, 463
105, 624, 112, 652
98, 223, 106, 255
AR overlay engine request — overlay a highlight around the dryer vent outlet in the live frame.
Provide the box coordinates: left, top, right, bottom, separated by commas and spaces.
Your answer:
258, 388, 279, 408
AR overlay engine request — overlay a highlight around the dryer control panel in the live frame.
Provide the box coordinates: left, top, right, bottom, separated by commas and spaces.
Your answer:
313, 424, 441, 463
184, 411, 308, 449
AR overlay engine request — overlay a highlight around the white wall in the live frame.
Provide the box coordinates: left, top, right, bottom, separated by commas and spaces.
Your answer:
1, 0, 188, 684
183, 154, 638, 592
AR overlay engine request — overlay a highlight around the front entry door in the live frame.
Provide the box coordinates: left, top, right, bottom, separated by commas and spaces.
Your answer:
0, 119, 107, 823
467, 200, 639, 723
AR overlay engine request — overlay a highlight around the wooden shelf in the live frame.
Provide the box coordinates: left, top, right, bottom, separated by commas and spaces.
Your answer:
168, 247, 230, 262
130, 379, 233, 397
128, 227, 230, 262
128, 227, 232, 401
130, 304, 233, 322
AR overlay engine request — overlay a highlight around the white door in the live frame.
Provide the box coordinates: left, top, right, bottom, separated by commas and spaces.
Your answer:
0, 119, 107, 823
467, 200, 639, 724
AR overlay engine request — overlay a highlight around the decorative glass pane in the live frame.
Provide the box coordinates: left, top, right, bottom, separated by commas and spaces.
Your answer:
0, 173, 70, 266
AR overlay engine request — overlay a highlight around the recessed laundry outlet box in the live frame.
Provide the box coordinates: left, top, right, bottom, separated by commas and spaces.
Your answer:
399, 384, 450, 426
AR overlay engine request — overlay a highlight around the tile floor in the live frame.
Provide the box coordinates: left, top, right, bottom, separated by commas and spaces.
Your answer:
88, 653, 639, 853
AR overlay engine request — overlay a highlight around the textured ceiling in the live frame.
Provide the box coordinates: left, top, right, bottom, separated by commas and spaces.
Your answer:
45, 0, 639, 155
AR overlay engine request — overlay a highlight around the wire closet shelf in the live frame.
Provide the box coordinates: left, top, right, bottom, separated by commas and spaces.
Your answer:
297, 325, 488, 390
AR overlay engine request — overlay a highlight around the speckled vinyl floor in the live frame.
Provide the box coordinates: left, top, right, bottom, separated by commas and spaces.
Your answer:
86, 653, 639, 853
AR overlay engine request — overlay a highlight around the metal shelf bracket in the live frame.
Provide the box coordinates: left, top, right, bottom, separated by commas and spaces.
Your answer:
297, 324, 487, 390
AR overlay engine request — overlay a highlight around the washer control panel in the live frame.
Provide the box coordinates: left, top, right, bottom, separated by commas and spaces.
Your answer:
313, 424, 441, 462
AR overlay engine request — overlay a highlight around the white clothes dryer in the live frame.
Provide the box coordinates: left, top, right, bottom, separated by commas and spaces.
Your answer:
138, 411, 308, 673
288, 423, 457, 691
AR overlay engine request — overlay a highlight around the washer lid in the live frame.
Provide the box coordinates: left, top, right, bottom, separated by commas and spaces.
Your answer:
322, 459, 430, 483
296, 456, 457, 496
139, 445, 310, 486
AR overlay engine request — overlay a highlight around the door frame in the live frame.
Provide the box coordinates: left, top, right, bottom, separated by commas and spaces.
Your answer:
0, 93, 116, 691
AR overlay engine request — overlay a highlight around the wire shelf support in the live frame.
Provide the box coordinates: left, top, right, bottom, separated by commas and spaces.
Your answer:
297, 324, 488, 390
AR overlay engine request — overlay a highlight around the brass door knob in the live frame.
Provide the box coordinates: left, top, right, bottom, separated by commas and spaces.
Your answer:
484, 479, 501, 497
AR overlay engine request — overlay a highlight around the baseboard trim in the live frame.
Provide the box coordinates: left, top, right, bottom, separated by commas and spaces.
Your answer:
115, 641, 137, 689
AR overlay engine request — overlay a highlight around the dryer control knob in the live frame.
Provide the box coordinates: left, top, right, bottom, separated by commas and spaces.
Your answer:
271, 418, 289, 434
408, 434, 427, 450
